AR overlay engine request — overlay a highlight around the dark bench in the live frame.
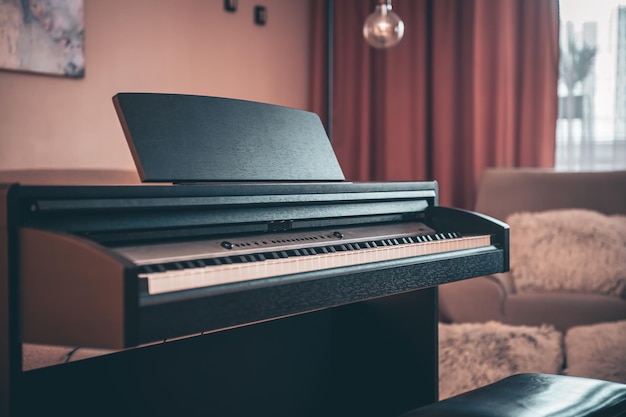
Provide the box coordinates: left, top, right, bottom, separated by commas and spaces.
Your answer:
401, 373, 626, 417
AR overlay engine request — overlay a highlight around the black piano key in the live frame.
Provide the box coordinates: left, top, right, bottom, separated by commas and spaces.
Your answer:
139, 265, 155, 274
163, 262, 184, 271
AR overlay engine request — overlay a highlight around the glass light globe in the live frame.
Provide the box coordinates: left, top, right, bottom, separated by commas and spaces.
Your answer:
363, 3, 405, 49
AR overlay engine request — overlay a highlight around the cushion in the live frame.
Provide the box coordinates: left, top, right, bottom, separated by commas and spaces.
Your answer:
438, 321, 563, 399
565, 320, 626, 384
506, 209, 626, 297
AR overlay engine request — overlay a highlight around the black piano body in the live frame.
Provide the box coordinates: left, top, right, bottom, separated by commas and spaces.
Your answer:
0, 94, 509, 417
2, 180, 508, 417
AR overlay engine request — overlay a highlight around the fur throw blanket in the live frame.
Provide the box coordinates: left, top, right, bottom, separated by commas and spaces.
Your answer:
506, 209, 626, 297
438, 321, 563, 399
565, 320, 626, 383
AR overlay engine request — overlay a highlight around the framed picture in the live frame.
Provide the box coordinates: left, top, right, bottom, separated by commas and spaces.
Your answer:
0, 0, 84, 78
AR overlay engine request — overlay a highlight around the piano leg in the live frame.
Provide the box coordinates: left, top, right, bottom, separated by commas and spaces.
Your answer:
331, 287, 438, 417
16, 288, 438, 417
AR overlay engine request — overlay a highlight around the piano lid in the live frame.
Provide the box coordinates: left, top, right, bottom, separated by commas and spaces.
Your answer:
113, 93, 346, 183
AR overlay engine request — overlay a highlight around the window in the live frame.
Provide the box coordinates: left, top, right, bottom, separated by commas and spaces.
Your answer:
556, 0, 626, 170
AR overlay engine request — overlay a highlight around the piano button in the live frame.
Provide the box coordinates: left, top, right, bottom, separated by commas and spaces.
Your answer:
221, 241, 233, 250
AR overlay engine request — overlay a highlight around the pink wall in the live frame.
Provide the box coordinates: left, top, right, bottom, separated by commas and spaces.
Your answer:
0, 0, 312, 170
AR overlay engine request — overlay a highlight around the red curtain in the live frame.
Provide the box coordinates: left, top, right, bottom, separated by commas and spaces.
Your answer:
309, 0, 559, 209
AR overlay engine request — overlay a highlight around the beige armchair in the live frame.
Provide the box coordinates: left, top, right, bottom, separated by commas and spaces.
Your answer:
438, 168, 626, 332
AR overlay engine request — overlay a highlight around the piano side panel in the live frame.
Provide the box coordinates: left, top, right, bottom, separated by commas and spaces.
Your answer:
20, 228, 138, 348
0, 184, 20, 417
331, 288, 439, 417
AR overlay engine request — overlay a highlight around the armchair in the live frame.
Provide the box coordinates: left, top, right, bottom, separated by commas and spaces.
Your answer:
438, 168, 626, 332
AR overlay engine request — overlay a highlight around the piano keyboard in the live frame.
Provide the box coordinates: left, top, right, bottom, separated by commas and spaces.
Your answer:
116, 222, 493, 295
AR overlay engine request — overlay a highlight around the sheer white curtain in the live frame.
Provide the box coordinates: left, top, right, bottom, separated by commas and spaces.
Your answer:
556, 0, 626, 171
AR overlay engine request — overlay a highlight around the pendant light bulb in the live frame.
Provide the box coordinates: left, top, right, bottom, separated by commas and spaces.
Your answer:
363, 0, 405, 49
